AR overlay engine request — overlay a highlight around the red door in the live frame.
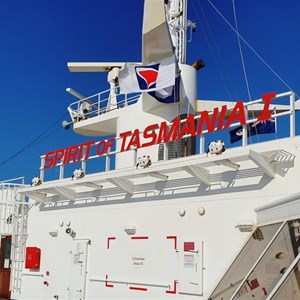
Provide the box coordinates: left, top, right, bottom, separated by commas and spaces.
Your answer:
0, 235, 12, 299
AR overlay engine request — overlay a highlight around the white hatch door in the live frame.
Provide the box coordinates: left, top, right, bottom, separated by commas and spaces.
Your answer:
68, 239, 89, 300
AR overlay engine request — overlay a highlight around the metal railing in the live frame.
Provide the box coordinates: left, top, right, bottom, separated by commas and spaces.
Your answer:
198, 91, 296, 153
39, 91, 297, 182
67, 87, 140, 122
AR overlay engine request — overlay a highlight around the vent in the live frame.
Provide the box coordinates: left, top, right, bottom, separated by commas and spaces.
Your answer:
158, 114, 196, 161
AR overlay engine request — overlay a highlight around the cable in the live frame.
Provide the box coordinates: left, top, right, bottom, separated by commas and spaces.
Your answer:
192, 0, 238, 100
232, 0, 257, 144
206, 0, 300, 99
232, 0, 251, 102
0, 112, 68, 168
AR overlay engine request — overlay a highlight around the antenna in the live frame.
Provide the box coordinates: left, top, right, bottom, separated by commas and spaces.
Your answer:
66, 87, 85, 100
62, 120, 73, 130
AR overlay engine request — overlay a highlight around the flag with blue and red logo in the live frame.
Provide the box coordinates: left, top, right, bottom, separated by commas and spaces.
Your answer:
229, 118, 276, 143
148, 77, 180, 103
118, 55, 176, 94
135, 64, 160, 90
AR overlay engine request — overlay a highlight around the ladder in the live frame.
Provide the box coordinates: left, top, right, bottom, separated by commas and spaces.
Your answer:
0, 179, 29, 294
10, 191, 29, 293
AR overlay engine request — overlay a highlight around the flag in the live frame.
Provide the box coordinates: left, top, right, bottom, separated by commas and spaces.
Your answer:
229, 118, 276, 143
148, 77, 180, 103
118, 55, 176, 94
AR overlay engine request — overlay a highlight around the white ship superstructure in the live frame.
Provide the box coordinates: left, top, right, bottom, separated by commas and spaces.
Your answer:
0, 1, 300, 300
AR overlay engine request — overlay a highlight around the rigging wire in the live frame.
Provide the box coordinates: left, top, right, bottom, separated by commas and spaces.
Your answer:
0, 112, 68, 168
232, 0, 256, 144
232, 0, 251, 102
192, 0, 239, 100
206, 0, 300, 99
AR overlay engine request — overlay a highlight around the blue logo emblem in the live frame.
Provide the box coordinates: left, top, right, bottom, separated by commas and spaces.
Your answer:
135, 64, 160, 90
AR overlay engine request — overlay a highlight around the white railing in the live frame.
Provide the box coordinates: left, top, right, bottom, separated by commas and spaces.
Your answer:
198, 91, 296, 153
39, 91, 297, 182
0, 178, 25, 234
67, 87, 140, 122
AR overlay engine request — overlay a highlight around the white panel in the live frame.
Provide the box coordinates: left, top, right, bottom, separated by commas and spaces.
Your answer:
178, 240, 203, 296
100, 234, 177, 291
68, 240, 89, 300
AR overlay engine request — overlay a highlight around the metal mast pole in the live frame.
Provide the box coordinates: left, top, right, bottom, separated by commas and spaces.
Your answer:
166, 0, 187, 64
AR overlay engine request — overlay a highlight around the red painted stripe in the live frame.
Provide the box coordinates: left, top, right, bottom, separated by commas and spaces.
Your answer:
262, 287, 267, 296
166, 280, 177, 294
105, 274, 114, 288
166, 236, 177, 250
107, 237, 116, 249
129, 286, 148, 291
131, 236, 149, 240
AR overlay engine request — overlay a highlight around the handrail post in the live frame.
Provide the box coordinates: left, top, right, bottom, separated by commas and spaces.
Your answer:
59, 164, 64, 180
81, 160, 87, 175
39, 156, 45, 182
81, 146, 87, 174
77, 100, 80, 115
242, 107, 248, 146
105, 154, 110, 171
98, 94, 101, 116
134, 148, 138, 167
199, 135, 205, 154
290, 92, 295, 137
164, 142, 169, 160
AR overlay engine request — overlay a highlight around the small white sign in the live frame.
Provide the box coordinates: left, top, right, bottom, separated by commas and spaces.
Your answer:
132, 256, 145, 268
184, 254, 195, 269
73, 253, 81, 264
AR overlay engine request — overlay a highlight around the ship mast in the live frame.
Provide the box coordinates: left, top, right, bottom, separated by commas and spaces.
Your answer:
66, 0, 199, 169
166, 0, 188, 64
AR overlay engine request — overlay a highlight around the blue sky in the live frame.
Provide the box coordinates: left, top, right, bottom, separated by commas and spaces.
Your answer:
0, 0, 299, 183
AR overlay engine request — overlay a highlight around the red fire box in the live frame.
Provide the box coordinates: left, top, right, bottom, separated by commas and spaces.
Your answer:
184, 242, 195, 252
25, 247, 41, 269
